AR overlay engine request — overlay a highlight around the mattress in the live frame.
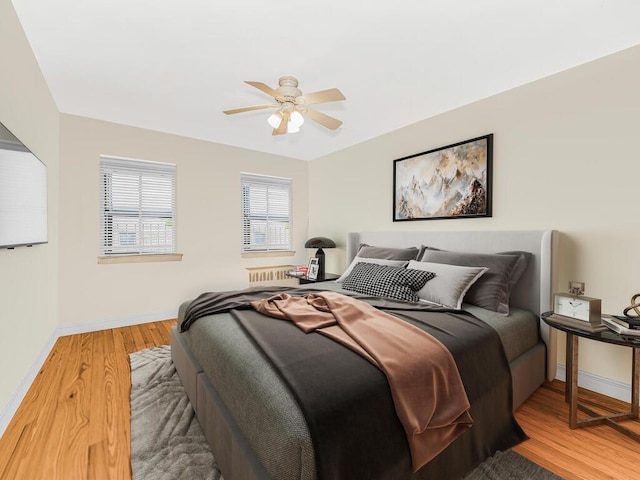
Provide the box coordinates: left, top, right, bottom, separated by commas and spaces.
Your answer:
303, 281, 539, 362
461, 303, 539, 362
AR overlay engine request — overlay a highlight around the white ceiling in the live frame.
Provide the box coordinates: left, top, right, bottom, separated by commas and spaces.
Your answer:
11, 0, 640, 161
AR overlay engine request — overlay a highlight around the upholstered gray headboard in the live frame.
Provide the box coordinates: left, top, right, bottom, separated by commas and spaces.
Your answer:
346, 230, 558, 380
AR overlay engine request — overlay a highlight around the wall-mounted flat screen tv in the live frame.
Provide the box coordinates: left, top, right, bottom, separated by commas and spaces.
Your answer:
0, 121, 48, 249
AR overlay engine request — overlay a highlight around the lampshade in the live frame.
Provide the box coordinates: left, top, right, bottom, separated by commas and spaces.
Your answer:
287, 122, 300, 134
267, 112, 282, 129
290, 111, 304, 128
267, 110, 304, 134
304, 237, 336, 249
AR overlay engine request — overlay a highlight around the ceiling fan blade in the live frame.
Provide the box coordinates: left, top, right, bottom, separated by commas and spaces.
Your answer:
305, 108, 343, 130
245, 81, 280, 99
273, 111, 289, 135
223, 104, 277, 115
298, 88, 345, 105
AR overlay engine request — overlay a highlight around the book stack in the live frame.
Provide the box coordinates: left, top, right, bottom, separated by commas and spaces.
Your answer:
601, 315, 640, 337
288, 265, 309, 278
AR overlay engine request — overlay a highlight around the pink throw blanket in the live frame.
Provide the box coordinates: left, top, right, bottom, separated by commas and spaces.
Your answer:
251, 291, 473, 471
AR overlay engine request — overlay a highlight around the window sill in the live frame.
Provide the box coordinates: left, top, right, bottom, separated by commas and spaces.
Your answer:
98, 253, 183, 264
241, 250, 295, 259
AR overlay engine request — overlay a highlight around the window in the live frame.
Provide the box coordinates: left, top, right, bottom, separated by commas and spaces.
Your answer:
99, 156, 176, 256
241, 173, 291, 252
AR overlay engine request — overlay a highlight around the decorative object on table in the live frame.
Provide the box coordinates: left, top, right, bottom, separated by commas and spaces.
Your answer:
304, 236, 336, 279
307, 257, 320, 281
605, 315, 640, 330
553, 293, 602, 324
393, 134, 493, 221
623, 293, 640, 318
550, 282, 603, 332
601, 292, 640, 335
287, 269, 305, 278
553, 286, 602, 324
601, 315, 640, 337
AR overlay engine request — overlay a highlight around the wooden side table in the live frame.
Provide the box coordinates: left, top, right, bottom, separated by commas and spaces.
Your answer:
541, 312, 640, 441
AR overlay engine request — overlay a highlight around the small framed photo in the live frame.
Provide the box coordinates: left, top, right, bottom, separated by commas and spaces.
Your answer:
307, 258, 320, 280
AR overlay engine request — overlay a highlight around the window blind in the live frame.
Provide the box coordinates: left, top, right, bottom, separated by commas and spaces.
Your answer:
241, 173, 291, 252
99, 156, 176, 256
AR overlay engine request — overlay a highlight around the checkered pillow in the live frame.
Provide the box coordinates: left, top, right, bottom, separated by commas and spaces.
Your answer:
341, 262, 435, 302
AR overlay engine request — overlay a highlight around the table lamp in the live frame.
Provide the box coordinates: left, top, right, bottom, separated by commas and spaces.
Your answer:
304, 236, 336, 280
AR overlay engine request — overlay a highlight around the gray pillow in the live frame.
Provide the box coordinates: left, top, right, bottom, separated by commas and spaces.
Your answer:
419, 248, 530, 314
499, 250, 533, 295
408, 260, 488, 309
357, 243, 419, 261
341, 262, 435, 302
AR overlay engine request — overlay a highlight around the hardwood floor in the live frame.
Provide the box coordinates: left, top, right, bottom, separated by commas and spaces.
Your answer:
0, 320, 175, 480
513, 381, 640, 480
0, 319, 639, 479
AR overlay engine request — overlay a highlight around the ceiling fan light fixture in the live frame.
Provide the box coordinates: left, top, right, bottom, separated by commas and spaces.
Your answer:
287, 123, 300, 134
267, 109, 304, 133
226, 76, 345, 134
267, 111, 282, 129
290, 111, 304, 128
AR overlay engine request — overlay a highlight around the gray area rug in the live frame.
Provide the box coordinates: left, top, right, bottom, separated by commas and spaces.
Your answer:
130, 345, 563, 480
130, 345, 222, 480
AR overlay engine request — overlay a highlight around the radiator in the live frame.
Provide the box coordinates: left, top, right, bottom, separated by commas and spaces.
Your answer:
246, 264, 298, 288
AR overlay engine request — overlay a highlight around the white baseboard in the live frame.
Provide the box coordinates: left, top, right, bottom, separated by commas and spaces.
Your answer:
0, 330, 58, 438
55, 309, 178, 337
555, 364, 634, 404
0, 309, 177, 437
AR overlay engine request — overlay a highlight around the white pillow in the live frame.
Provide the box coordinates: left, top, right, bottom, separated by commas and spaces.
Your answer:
407, 260, 488, 309
336, 256, 409, 282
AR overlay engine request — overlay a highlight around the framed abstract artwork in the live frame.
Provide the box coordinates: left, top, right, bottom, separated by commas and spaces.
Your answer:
393, 134, 493, 221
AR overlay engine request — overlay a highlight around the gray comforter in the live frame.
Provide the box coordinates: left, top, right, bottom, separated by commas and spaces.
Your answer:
180, 286, 527, 480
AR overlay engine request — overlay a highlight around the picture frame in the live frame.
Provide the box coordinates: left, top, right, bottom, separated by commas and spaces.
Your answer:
307, 257, 320, 280
393, 134, 493, 221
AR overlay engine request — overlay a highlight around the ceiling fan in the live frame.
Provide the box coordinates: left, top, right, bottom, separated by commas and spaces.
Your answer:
223, 76, 346, 135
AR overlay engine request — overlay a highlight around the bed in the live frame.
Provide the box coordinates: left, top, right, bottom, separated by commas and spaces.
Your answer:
171, 229, 558, 480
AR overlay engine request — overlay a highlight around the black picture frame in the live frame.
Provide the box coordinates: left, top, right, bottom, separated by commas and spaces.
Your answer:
393, 134, 493, 221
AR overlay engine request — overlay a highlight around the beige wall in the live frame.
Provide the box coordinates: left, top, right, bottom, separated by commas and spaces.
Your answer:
58, 114, 308, 326
0, 1, 60, 413
309, 45, 640, 390
0, 0, 308, 421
